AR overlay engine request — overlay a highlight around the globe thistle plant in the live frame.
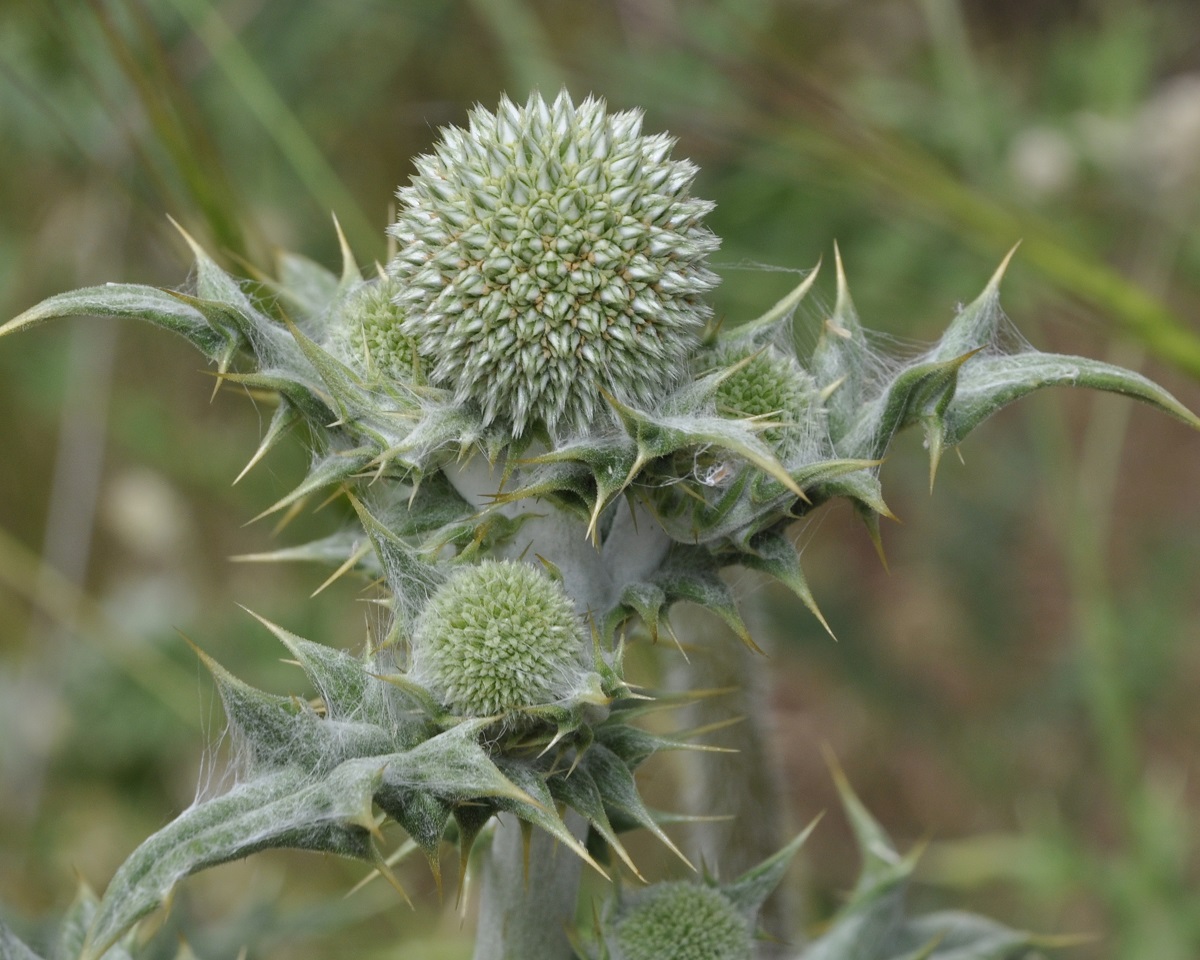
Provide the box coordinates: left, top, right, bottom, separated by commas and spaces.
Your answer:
3, 91, 1198, 960
389, 90, 720, 437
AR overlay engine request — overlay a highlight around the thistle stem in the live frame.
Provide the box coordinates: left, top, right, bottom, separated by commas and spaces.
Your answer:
473, 811, 589, 960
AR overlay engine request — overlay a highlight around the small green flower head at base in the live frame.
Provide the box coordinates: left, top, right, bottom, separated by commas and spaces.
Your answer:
409, 559, 588, 718
612, 882, 752, 960
336, 276, 420, 384
389, 90, 720, 438
713, 344, 820, 456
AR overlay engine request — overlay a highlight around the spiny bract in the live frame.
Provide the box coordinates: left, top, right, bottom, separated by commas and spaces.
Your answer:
389, 89, 720, 437
613, 882, 751, 960
409, 559, 588, 717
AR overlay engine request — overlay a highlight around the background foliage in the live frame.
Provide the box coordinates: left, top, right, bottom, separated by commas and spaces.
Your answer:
1, 1, 1198, 958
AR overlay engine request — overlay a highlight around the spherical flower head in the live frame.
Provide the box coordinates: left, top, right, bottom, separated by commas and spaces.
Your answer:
613, 882, 751, 960
409, 559, 586, 717
714, 345, 819, 454
336, 277, 420, 384
389, 90, 720, 437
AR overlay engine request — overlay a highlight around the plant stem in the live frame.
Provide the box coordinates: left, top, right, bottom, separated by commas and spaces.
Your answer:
668, 585, 798, 955
473, 812, 589, 960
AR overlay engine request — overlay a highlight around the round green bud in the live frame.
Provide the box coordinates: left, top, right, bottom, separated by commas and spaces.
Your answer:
714, 345, 818, 454
337, 277, 420, 383
410, 560, 586, 717
389, 90, 720, 437
614, 882, 751, 960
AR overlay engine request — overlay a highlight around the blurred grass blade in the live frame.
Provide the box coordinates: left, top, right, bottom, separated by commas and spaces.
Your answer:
164, 0, 381, 257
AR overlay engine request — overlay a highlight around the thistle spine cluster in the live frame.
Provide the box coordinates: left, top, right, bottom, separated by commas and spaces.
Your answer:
388, 90, 720, 437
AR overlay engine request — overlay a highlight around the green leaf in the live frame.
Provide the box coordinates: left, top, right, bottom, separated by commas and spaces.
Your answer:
652, 546, 758, 653
83, 765, 378, 960
54, 887, 99, 960
888, 912, 1039, 960
721, 816, 821, 915
811, 247, 872, 444
927, 248, 1016, 364
381, 721, 533, 806
373, 787, 452, 864
239, 609, 378, 722
843, 354, 974, 462
232, 530, 374, 570
494, 759, 607, 877
274, 251, 342, 324
0, 918, 44, 960
734, 531, 831, 636
0, 285, 230, 360
192, 644, 338, 773
252, 448, 375, 521
582, 744, 691, 868
549, 766, 641, 878
233, 399, 301, 484
283, 318, 372, 423
942, 352, 1200, 445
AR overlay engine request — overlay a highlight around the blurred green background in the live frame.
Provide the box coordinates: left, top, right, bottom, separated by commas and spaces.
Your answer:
1, 1, 1199, 958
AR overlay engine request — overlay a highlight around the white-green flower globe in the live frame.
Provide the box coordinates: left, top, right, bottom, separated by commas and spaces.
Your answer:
613, 882, 751, 960
389, 90, 720, 437
409, 560, 586, 717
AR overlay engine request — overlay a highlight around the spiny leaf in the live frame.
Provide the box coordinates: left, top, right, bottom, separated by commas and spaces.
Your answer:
847, 353, 976, 463
345, 494, 444, 632
232, 530, 374, 570
582, 743, 691, 869
0, 918, 44, 960
170, 218, 258, 316
54, 885, 101, 960
373, 787, 452, 870
811, 245, 871, 442
722, 815, 822, 915
606, 581, 667, 644
609, 393, 806, 501
212, 369, 336, 425
729, 263, 821, 342
273, 251, 341, 323
381, 721, 533, 807
234, 399, 299, 484
928, 245, 1018, 364
548, 766, 642, 879
83, 765, 379, 960
828, 752, 912, 897
890, 912, 1042, 960
494, 760, 608, 878
0, 284, 230, 360
283, 317, 372, 423
189, 639, 333, 773
250, 449, 374, 522
735, 532, 832, 637
652, 546, 760, 653
943, 351, 1200, 444
239, 608, 376, 722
